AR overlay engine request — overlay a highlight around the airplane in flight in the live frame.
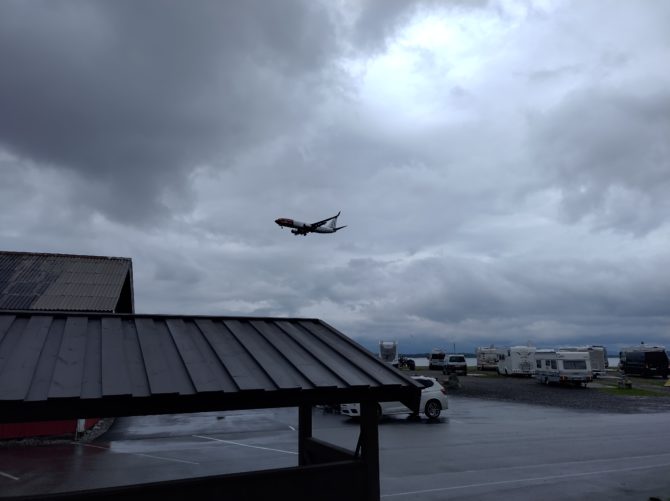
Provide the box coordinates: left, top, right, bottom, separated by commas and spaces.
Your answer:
275, 211, 347, 236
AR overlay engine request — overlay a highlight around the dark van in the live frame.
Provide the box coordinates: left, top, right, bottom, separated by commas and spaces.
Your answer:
428, 349, 446, 370
619, 346, 669, 378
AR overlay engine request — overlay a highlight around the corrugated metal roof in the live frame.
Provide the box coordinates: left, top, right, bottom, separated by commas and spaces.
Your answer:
0, 252, 132, 312
0, 312, 421, 423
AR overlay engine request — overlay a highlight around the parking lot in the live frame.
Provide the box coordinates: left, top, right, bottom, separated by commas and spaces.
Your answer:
2, 396, 670, 500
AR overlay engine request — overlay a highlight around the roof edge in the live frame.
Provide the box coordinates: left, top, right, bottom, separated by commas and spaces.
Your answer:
0, 310, 321, 322
0, 250, 132, 262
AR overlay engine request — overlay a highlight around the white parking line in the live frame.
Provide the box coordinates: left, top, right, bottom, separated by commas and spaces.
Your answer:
73, 442, 199, 465
459, 451, 670, 474
381, 461, 670, 497
73, 443, 108, 450
193, 435, 298, 455
0, 471, 20, 481
133, 453, 199, 465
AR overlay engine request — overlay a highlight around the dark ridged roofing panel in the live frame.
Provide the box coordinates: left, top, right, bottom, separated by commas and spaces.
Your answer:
0, 312, 421, 423
0, 251, 132, 312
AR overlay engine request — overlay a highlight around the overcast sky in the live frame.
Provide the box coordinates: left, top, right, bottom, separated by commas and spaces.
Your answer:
1, 0, 669, 354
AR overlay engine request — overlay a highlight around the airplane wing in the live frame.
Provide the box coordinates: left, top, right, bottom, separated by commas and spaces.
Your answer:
310, 211, 340, 229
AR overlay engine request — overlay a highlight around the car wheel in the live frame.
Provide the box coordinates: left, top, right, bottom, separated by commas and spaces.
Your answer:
424, 400, 441, 419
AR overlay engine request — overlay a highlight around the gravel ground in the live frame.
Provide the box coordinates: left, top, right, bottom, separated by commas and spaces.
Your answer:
426, 370, 670, 414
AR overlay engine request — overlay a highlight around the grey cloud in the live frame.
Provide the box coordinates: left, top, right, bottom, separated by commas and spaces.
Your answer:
350, 0, 418, 52
0, 0, 339, 224
333, 251, 670, 345
1, 0, 669, 354
350, 0, 489, 53
526, 64, 583, 83
530, 86, 670, 235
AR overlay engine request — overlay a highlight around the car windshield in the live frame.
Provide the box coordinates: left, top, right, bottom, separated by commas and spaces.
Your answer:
450, 356, 465, 362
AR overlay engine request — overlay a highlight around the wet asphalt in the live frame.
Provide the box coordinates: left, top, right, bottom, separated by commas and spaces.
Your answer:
1, 394, 670, 500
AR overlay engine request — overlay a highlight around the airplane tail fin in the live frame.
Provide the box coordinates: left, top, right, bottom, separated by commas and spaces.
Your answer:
328, 211, 341, 229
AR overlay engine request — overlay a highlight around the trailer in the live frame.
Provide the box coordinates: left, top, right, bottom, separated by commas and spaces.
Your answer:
475, 345, 500, 371
558, 345, 608, 377
497, 346, 536, 376
379, 340, 399, 367
535, 349, 593, 386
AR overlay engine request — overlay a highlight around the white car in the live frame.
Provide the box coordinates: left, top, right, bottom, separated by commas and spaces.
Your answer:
340, 376, 448, 420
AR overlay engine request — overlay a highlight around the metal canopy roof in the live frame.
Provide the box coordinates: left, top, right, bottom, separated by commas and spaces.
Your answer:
0, 251, 132, 313
0, 311, 421, 423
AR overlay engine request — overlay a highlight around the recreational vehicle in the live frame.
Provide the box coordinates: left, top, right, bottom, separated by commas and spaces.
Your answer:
497, 346, 536, 376
559, 345, 608, 377
475, 346, 500, 370
619, 345, 669, 378
428, 348, 446, 370
379, 340, 399, 367
535, 349, 593, 386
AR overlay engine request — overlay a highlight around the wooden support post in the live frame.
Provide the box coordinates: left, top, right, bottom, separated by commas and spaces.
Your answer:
360, 401, 380, 501
298, 404, 313, 466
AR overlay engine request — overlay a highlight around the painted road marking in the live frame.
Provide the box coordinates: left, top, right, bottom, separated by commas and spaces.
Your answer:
0, 471, 20, 481
73, 443, 110, 450
459, 451, 670, 474
193, 435, 298, 455
73, 442, 199, 465
132, 453, 199, 465
382, 461, 670, 497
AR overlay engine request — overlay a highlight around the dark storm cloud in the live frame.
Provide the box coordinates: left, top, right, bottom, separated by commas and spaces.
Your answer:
531, 87, 670, 235
398, 254, 670, 323
268, 245, 670, 349
0, 0, 339, 223
1, 0, 669, 353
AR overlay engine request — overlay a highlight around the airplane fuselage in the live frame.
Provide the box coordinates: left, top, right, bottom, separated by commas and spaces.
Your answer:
275, 211, 346, 236
275, 218, 339, 234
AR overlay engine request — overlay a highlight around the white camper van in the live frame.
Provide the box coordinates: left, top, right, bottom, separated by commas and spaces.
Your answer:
476, 346, 500, 370
379, 340, 399, 367
497, 346, 536, 376
558, 345, 608, 377
535, 349, 593, 386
